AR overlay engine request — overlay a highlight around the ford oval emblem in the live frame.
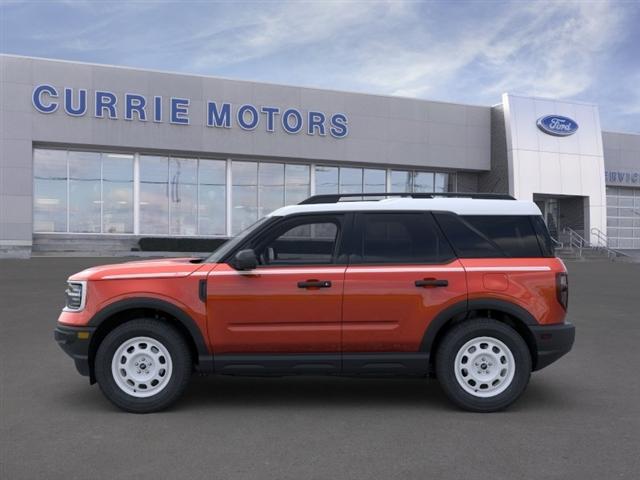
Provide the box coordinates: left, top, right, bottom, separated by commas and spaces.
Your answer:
536, 115, 578, 137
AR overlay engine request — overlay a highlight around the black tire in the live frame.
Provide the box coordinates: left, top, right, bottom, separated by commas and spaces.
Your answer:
435, 318, 531, 412
95, 319, 192, 413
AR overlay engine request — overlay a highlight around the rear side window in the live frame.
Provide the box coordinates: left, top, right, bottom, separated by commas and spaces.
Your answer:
434, 213, 544, 258
354, 212, 454, 264
531, 215, 555, 257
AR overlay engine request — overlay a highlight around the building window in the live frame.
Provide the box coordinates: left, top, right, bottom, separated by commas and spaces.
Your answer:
363, 169, 386, 192
68, 151, 102, 233
33, 148, 457, 238
33, 149, 68, 233
198, 159, 226, 236
232, 161, 258, 234
390, 170, 413, 192
34, 149, 135, 234
169, 158, 198, 236
258, 162, 285, 217
102, 153, 134, 234
140, 155, 169, 234
284, 164, 310, 204
315, 165, 339, 194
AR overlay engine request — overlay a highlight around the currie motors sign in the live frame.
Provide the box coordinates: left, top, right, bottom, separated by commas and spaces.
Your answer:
536, 115, 578, 137
31, 84, 349, 139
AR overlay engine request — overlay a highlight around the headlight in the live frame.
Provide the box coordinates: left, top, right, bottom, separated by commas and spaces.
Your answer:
64, 281, 87, 311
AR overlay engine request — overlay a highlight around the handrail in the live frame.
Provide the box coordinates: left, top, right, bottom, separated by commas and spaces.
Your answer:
590, 227, 627, 259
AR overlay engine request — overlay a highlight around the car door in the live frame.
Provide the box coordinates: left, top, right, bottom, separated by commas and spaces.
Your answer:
206, 214, 348, 359
342, 212, 467, 357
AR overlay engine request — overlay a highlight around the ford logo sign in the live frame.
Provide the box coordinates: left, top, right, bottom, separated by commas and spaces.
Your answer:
536, 115, 578, 137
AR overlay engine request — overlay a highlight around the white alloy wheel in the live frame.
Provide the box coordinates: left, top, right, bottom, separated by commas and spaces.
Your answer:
454, 336, 515, 398
110, 336, 173, 398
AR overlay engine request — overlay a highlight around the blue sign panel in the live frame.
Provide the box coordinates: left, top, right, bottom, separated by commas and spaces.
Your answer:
31, 84, 349, 139
536, 115, 578, 137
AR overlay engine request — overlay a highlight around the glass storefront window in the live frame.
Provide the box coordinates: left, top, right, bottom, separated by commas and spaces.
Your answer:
198, 159, 226, 235
363, 169, 386, 193
413, 172, 434, 192
339, 168, 363, 193
390, 170, 412, 192
315, 166, 339, 194
33, 149, 67, 232
435, 172, 449, 193
284, 164, 310, 204
103, 153, 133, 234
258, 162, 285, 217
68, 151, 101, 233
140, 155, 169, 234
169, 158, 198, 236
34, 149, 458, 237
232, 161, 258, 234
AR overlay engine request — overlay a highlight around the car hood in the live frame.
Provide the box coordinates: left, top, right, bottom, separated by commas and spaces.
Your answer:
68, 257, 205, 281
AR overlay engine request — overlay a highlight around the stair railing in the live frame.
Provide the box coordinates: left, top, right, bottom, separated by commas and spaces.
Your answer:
590, 227, 627, 260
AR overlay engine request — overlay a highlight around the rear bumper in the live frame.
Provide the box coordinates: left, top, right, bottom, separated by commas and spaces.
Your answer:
54, 325, 95, 377
529, 322, 575, 371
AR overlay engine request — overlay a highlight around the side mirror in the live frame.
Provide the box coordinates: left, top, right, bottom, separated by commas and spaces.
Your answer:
232, 249, 258, 271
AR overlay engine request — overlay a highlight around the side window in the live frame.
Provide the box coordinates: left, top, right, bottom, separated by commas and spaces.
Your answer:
254, 217, 340, 266
356, 213, 454, 264
462, 215, 542, 257
434, 213, 503, 258
434, 213, 544, 258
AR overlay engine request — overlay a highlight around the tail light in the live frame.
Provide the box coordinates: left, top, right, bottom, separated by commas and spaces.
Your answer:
556, 272, 568, 310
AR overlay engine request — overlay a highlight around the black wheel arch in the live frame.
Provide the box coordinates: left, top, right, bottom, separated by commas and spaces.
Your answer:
87, 298, 212, 383
421, 298, 539, 372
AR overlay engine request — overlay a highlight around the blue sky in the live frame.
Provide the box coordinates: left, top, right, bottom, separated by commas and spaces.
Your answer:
1, 0, 639, 132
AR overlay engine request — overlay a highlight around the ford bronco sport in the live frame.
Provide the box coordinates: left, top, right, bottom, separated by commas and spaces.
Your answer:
54, 193, 574, 413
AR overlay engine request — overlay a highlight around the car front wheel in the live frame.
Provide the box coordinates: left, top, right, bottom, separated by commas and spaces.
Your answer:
435, 318, 531, 412
95, 319, 192, 413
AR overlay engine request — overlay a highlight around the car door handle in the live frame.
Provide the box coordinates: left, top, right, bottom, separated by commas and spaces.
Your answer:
297, 280, 332, 289
415, 278, 449, 288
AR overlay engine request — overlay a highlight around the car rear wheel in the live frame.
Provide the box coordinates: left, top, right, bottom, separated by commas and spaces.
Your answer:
95, 319, 192, 413
435, 318, 531, 412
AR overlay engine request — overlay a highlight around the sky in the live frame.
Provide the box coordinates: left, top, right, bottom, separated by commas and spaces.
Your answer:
1, 0, 639, 132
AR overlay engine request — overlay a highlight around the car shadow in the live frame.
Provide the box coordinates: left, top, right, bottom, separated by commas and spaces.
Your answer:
53, 375, 575, 414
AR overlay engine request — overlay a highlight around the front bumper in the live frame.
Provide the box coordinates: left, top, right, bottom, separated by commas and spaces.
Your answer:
54, 325, 96, 377
529, 322, 575, 371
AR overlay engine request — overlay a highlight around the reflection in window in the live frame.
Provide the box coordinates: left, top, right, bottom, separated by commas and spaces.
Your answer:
68, 151, 101, 233
284, 164, 310, 205
232, 161, 258, 234
198, 159, 226, 235
390, 170, 412, 192
363, 169, 386, 193
259, 162, 284, 217
413, 172, 434, 192
315, 166, 339, 194
169, 158, 197, 236
435, 172, 449, 193
339, 168, 363, 193
34, 149, 67, 232
140, 155, 169, 234
103, 154, 133, 233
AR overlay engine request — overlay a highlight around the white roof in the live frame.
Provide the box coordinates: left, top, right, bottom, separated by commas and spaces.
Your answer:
269, 197, 542, 217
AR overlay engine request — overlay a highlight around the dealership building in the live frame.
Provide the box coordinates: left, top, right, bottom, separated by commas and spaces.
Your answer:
1, 54, 639, 258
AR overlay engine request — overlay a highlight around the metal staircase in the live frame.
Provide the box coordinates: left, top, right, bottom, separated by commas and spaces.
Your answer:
554, 227, 628, 261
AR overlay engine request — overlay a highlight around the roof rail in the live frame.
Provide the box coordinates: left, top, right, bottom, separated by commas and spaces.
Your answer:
298, 192, 516, 205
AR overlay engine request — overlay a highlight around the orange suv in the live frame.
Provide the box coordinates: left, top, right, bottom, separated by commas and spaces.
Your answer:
54, 193, 574, 413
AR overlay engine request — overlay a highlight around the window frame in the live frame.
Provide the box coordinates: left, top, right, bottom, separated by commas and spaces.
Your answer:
349, 211, 457, 266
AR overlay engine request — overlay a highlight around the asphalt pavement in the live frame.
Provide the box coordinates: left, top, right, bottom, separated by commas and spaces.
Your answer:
1, 257, 639, 480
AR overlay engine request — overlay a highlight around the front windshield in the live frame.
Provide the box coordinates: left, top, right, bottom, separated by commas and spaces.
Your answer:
206, 217, 271, 263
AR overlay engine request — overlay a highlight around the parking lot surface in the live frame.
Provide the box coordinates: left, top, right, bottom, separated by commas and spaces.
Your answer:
1, 257, 639, 480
